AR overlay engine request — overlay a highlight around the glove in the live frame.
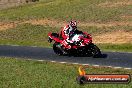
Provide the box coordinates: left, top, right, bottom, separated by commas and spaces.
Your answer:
48, 37, 52, 43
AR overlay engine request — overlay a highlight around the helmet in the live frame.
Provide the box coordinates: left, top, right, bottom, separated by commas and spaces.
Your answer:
69, 20, 77, 29
63, 21, 77, 36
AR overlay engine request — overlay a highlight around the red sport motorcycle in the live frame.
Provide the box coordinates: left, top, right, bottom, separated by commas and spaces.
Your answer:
48, 31, 101, 57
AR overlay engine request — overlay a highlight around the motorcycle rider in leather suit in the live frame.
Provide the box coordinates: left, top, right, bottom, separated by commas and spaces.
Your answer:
59, 21, 83, 49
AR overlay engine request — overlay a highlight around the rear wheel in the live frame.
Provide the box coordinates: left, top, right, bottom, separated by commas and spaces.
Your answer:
53, 43, 64, 56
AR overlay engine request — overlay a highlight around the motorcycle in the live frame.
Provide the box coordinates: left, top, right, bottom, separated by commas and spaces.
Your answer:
48, 31, 101, 57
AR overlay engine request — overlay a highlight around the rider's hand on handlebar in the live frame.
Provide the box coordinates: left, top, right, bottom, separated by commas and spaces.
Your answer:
48, 37, 52, 43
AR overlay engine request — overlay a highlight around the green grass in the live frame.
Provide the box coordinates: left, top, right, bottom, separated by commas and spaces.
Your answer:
0, 1, 131, 88
0, 24, 58, 47
0, 57, 132, 88
97, 43, 132, 52
0, 0, 131, 52
0, 0, 131, 22
0, 23, 131, 52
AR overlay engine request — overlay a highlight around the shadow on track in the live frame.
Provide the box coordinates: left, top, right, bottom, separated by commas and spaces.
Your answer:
68, 53, 108, 58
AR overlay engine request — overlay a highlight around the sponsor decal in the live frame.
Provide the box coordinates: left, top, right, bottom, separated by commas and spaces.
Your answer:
76, 66, 131, 84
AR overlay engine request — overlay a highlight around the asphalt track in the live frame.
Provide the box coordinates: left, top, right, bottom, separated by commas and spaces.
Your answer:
0, 45, 132, 68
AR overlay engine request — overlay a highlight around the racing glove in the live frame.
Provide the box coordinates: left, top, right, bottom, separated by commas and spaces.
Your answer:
48, 37, 52, 43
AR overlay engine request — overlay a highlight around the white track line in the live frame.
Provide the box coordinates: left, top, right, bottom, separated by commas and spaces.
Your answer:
82, 64, 89, 66
37, 60, 44, 62
51, 61, 56, 63
34, 60, 132, 70
107, 66, 112, 68
31, 46, 38, 47
114, 67, 122, 69
72, 63, 79, 65
27, 59, 32, 60
124, 68, 132, 70
93, 65, 99, 67
59, 62, 67, 64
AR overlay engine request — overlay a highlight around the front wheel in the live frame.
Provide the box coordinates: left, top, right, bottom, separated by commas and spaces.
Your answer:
89, 43, 101, 58
53, 43, 64, 56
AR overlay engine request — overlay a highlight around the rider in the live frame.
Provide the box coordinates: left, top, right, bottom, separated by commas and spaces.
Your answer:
59, 20, 83, 49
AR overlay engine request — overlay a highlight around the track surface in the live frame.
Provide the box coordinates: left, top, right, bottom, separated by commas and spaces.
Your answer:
0, 45, 132, 68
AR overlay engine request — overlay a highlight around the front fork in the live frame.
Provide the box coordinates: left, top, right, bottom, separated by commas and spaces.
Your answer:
56, 44, 67, 55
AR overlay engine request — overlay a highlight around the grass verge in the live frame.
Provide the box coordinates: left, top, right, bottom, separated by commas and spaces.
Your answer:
0, 23, 131, 52
0, 0, 131, 52
0, 0, 131, 22
0, 57, 132, 88
97, 43, 132, 52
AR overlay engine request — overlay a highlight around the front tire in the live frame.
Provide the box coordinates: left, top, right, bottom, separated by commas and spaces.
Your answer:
53, 43, 64, 56
89, 43, 101, 58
